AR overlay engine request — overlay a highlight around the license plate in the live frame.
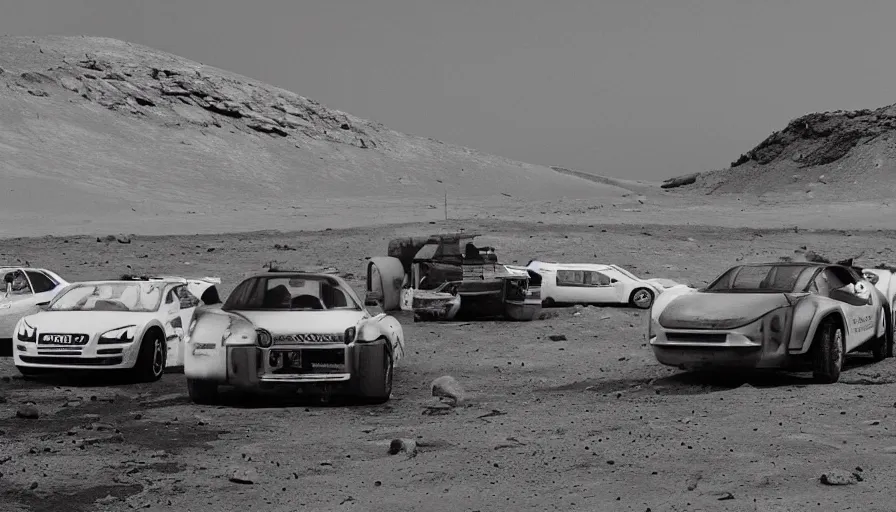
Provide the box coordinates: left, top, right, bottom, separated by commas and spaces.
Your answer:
39, 333, 87, 345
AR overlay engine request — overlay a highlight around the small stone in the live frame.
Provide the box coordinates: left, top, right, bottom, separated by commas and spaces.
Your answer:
548, 335, 567, 341
16, 405, 39, 419
820, 470, 859, 486
228, 468, 258, 485
431, 376, 465, 406
387, 438, 418, 458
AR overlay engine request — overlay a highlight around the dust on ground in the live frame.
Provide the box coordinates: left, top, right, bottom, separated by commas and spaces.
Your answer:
2, 220, 896, 511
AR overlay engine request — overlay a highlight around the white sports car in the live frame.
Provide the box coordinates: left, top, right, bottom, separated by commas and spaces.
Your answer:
0, 267, 69, 357
12, 276, 221, 380
183, 270, 406, 404
526, 260, 690, 309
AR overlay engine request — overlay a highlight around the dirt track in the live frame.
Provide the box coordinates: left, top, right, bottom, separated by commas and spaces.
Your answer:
3, 220, 896, 511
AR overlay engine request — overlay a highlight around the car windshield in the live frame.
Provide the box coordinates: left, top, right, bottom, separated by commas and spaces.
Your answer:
0, 268, 31, 296
49, 282, 164, 312
223, 275, 361, 311
704, 265, 814, 293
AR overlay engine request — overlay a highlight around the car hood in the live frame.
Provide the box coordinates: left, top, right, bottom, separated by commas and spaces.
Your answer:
237, 310, 368, 335
22, 311, 155, 334
658, 292, 792, 330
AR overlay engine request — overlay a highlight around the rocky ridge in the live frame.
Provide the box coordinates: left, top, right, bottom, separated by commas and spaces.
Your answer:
661, 104, 896, 199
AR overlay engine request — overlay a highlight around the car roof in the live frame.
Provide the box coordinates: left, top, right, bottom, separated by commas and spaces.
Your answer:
532, 262, 614, 271
247, 271, 343, 280
737, 262, 837, 268
71, 279, 181, 286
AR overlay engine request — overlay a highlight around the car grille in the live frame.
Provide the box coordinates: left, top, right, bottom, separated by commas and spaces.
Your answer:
269, 347, 347, 374
19, 355, 123, 366
665, 333, 728, 343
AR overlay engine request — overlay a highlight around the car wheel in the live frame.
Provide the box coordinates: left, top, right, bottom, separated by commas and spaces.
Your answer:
812, 318, 845, 384
186, 378, 219, 405
871, 306, 892, 361
629, 288, 655, 309
133, 330, 166, 383
542, 297, 555, 308
366, 348, 394, 405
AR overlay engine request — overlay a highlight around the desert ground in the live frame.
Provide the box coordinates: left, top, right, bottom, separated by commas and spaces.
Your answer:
3, 213, 896, 512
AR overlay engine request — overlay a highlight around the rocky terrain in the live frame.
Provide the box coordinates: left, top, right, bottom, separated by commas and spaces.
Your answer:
662, 104, 896, 201
0, 36, 632, 237
3, 221, 896, 512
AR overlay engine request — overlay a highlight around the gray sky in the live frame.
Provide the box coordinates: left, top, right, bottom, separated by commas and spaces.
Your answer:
3, 0, 895, 180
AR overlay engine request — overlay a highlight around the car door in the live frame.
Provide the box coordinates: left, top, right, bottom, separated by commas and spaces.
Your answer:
160, 286, 185, 366
817, 268, 878, 350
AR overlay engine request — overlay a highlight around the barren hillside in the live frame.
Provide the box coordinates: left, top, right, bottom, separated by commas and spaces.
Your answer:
0, 35, 631, 236
661, 104, 896, 201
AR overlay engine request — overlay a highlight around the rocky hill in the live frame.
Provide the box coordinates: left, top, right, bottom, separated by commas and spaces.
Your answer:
0, 36, 630, 236
661, 104, 896, 200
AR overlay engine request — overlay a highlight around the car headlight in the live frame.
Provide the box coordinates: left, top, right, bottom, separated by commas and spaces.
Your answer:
256, 328, 273, 348
17, 319, 36, 342
99, 325, 137, 344
344, 326, 357, 344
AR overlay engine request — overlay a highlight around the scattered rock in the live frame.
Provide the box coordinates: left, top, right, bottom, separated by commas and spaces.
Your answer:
116, 235, 131, 244
661, 173, 699, 189
387, 438, 417, 458
248, 122, 288, 137
16, 405, 39, 420
27, 89, 49, 97
820, 470, 860, 486
548, 334, 567, 341
228, 467, 258, 484
431, 376, 465, 406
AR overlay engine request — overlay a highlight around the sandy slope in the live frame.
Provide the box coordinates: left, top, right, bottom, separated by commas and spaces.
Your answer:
0, 35, 635, 236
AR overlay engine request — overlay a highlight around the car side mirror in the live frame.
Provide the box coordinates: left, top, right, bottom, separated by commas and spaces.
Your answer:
3, 274, 13, 284
610, 278, 618, 283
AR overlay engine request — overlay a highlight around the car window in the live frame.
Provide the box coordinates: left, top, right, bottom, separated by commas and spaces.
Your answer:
25, 271, 57, 293
175, 285, 200, 309
165, 288, 177, 305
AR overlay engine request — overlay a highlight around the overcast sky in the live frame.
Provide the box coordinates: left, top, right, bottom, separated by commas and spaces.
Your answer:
3, 0, 895, 180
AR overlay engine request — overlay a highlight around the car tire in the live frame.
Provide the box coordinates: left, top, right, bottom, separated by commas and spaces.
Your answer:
133, 330, 166, 383
871, 306, 893, 362
542, 297, 555, 308
629, 288, 655, 309
365, 348, 394, 405
812, 318, 845, 384
186, 378, 219, 405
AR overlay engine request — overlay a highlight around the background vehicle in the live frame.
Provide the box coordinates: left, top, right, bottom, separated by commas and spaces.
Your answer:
526, 260, 687, 309
12, 276, 220, 380
184, 270, 405, 404
649, 262, 892, 383
0, 267, 69, 357
366, 233, 539, 321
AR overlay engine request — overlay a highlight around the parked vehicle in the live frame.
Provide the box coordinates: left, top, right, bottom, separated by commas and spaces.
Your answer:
0, 267, 69, 357
12, 276, 221, 380
648, 262, 892, 383
526, 260, 687, 309
366, 233, 541, 321
183, 270, 405, 404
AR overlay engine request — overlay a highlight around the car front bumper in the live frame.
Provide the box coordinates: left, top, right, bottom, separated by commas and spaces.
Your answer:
12, 338, 141, 370
650, 329, 789, 370
191, 340, 388, 396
